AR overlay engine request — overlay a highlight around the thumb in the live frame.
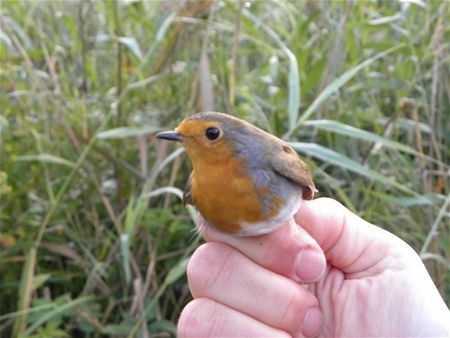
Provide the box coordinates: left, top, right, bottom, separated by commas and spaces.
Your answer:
295, 198, 400, 273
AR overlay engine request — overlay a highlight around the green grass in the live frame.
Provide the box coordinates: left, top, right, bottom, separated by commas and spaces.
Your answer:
1, 0, 449, 337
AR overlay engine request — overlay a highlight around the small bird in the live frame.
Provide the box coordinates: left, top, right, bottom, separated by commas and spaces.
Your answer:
156, 112, 316, 236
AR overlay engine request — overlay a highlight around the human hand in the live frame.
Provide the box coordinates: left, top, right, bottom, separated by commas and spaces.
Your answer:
178, 198, 450, 337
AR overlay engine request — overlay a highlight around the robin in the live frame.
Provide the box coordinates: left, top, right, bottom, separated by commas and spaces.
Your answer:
156, 112, 316, 236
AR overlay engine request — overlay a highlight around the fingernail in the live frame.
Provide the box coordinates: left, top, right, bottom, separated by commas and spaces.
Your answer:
295, 249, 325, 282
302, 307, 323, 337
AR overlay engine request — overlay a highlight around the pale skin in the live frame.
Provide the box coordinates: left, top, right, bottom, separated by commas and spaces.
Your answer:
177, 198, 450, 337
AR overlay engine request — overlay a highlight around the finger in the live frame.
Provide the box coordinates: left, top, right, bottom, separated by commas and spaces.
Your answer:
178, 298, 290, 338
187, 242, 324, 337
295, 197, 401, 274
201, 217, 326, 283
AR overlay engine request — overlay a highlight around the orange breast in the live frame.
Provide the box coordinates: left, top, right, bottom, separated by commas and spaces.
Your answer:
191, 156, 269, 233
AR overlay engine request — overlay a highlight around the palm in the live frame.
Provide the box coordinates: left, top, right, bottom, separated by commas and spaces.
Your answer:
314, 247, 442, 337
317, 268, 397, 336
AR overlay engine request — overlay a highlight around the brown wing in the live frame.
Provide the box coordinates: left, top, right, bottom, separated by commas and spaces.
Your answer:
183, 172, 194, 206
270, 144, 316, 200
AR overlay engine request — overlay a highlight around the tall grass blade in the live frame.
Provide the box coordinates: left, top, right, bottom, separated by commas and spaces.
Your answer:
285, 45, 403, 138
12, 248, 36, 337
164, 257, 189, 285
420, 192, 450, 256
290, 142, 410, 190
147, 186, 184, 200
199, 50, 214, 111
0, 115, 8, 138
0, 303, 56, 321
155, 12, 177, 43
14, 154, 76, 168
390, 194, 444, 207
22, 296, 95, 337
34, 112, 113, 246
126, 148, 185, 246
243, 9, 300, 130
97, 126, 159, 140
117, 37, 143, 60
124, 194, 136, 235
303, 119, 441, 164
120, 234, 131, 286
127, 257, 190, 338
292, 142, 423, 195
421, 253, 450, 269
378, 117, 432, 134
288, 56, 300, 131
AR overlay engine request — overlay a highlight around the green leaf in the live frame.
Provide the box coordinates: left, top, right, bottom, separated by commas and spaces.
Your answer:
0, 114, 8, 138
164, 257, 189, 285
369, 13, 402, 25
97, 126, 159, 139
0, 29, 13, 49
3, 16, 32, 49
155, 12, 176, 42
103, 323, 135, 336
269, 55, 279, 80
291, 142, 417, 194
378, 117, 432, 134
290, 142, 395, 183
147, 186, 184, 200
13, 248, 36, 337
149, 319, 177, 334
288, 55, 300, 131
117, 37, 143, 60
421, 253, 450, 269
120, 234, 131, 286
303, 119, 420, 155
285, 44, 403, 138
31, 274, 50, 291
0, 302, 55, 321
124, 194, 136, 235
15, 154, 76, 168
23, 296, 95, 337
405, 0, 427, 8
390, 195, 444, 207
369, 190, 440, 207
123, 73, 167, 92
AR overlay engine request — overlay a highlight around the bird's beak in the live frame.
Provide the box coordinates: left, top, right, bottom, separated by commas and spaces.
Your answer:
155, 131, 185, 142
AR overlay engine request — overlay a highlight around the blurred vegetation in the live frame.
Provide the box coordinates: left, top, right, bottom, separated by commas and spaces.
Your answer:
1, 0, 449, 337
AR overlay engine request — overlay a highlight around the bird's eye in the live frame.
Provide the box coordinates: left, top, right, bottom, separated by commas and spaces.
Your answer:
205, 127, 220, 140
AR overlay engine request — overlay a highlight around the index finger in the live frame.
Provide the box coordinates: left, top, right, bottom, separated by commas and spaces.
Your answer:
201, 216, 326, 283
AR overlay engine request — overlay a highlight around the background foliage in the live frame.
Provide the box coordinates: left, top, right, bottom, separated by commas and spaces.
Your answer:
1, 0, 449, 337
